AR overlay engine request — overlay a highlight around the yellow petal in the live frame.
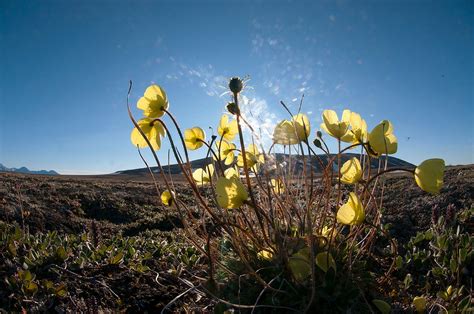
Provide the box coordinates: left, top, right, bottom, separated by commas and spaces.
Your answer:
161, 190, 175, 206
369, 120, 398, 155
414, 159, 445, 194
218, 114, 238, 141
184, 127, 205, 150
144, 84, 167, 102
216, 176, 248, 209
192, 164, 214, 186
273, 120, 300, 145
292, 113, 310, 141
340, 157, 362, 184
271, 178, 285, 194
136, 84, 168, 118
322, 109, 339, 126
224, 166, 239, 179
257, 249, 273, 260
341, 109, 351, 124
131, 118, 163, 151
337, 192, 365, 225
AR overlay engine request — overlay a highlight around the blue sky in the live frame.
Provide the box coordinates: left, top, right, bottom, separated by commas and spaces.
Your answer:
0, 0, 472, 174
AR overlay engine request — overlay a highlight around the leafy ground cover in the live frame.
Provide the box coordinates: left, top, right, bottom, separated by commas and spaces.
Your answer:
0, 165, 472, 312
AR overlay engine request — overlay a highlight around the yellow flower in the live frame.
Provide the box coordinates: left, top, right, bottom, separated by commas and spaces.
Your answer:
340, 157, 362, 184
337, 192, 365, 225
218, 114, 238, 141
272, 113, 311, 145
192, 164, 214, 186
237, 144, 264, 172
413, 296, 427, 313
130, 118, 166, 151
347, 112, 368, 143
320, 109, 352, 141
214, 140, 236, 165
414, 159, 445, 194
224, 166, 239, 179
273, 120, 299, 145
137, 84, 169, 118
292, 113, 311, 142
216, 176, 248, 209
184, 127, 206, 150
270, 178, 285, 194
368, 120, 398, 155
161, 190, 175, 206
257, 249, 273, 260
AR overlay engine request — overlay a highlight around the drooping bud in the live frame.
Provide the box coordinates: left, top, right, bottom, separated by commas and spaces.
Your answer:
313, 139, 322, 149
226, 102, 240, 115
316, 131, 322, 138
228, 77, 243, 94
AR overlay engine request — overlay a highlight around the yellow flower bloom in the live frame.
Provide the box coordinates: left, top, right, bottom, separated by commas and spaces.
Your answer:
414, 159, 445, 194
237, 144, 264, 172
413, 296, 427, 313
161, 190, 175, 206
320, 109, 353, 141
184, 127, 206, 150
369, 120, 398, 155
137, 84, 169, 118
347, 111, 368, 143
272, 113, 311, 145
273, 120, 299, 145
214, 140, 236, 165
130, 118, 166, 151
270, 178, 285, 194
192, 164, 214, 186
224, 166, 239, 179
216, 176, 248, 209
257, 249, 273, 260
337, 192, 365, 225
218, 114, 238, 141
340, 157, 362, 184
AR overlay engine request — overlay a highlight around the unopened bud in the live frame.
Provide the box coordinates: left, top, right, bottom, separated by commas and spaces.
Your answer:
316, 131, 322, 138
226, 102, 240, 115
313, 139, 322, 148
228, 77, 243, 94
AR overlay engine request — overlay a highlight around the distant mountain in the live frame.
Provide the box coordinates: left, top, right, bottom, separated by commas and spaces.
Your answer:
0, 163, 59, 175
115, 153, 414, 176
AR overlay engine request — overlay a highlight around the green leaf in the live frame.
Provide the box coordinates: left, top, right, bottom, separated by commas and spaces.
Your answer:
372, 299, 391, 314
315, 252, 336, 273
55, 284, 67, 297
110, 251, 124, 265
289, 248, 311, 282
19, 270, 34, 282
23, 281, 38, 295
396, 256, 403, 269
403, 273, 413, 289
56, 247, 68, 261
8, 241, 17, 257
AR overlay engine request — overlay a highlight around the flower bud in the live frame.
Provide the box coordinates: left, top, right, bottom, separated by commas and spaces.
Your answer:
226, 102, 240, 115
316, 131, 322, 138
313, 139, 322, 148
228, 77, 243, 94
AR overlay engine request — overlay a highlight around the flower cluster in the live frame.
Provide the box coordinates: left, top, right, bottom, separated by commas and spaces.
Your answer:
129, 79, 446, 310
